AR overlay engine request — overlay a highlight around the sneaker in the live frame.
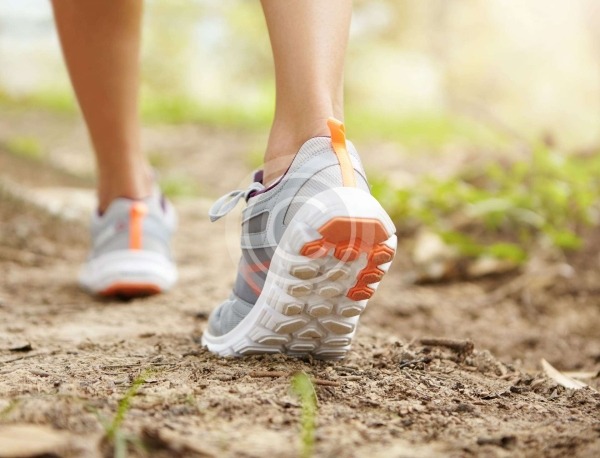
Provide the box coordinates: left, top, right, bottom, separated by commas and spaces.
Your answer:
202, 118, 397, 359
79, 190, 178, 297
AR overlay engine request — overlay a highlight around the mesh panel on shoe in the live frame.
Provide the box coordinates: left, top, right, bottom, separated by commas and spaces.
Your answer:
283, 165, 369, 225
209, 294, 254, 336
247, 210, 269, 234
233, 246, 273, 304
90, 193, 175, 260
294, 136, 333, 158
91, 218, 172, 258
283, 165, 341, 225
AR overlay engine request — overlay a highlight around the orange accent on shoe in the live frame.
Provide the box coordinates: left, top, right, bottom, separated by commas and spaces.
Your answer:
129, 202, 148, 250
347, 286, 374, 301
99, 282, 162, 297
371, 246, 395, 265
348, 244, 395, 301
299, 217, 396, 301
360, 268, 385, 284
327, 118, 356, 188
242, 261, 271, 296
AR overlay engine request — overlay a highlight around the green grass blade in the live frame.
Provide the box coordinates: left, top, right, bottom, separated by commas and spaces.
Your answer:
291, 372, 318, 458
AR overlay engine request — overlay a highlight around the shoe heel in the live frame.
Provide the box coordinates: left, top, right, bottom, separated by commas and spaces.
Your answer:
274, 188, 397, 359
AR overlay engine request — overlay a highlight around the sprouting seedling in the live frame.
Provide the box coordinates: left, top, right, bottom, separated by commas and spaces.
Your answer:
291, 371, 318, 458
106, 369, 150, 458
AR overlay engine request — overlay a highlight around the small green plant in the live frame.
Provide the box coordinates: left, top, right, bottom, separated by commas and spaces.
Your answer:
159, 175, 201, 198
5, 136, 43, 161
0, 89, 504, 150
0, 90, 77, 114
140, 93, 273, 128
372, 143, 600, 262
291, 372, 318, 458
148, 150, 172, 169
105, 370, 149, 458
346, 109, 506, 149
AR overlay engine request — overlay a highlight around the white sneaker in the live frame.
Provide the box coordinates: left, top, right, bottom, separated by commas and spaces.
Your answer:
79, 191, 177, 297
202, 118, 397, 359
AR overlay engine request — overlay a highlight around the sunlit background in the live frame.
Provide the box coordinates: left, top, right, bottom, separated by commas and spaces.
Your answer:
2, 0, 600, 272
1, 0, 599, 149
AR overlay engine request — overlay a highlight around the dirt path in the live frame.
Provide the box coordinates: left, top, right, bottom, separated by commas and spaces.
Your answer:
0, 109, 599, 457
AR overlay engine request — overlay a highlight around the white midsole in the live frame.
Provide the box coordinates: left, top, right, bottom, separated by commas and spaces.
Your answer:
79, 250, 177, 293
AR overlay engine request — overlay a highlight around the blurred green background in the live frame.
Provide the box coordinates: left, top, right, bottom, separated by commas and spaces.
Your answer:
1, 0, 599, 148
1, 0, 600, 270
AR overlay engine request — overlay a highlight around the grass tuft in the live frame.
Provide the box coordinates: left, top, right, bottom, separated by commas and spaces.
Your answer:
373, 143, 600, 261
106, 370, 150, 458
291, 372, 318, 458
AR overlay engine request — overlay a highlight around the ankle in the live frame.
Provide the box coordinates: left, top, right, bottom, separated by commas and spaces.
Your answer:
97, 166, 154, 212
263, 116, 335, 186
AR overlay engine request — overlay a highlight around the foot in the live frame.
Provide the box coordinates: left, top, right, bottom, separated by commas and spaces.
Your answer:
202, 118, 397, 359
79, 189, 178, 297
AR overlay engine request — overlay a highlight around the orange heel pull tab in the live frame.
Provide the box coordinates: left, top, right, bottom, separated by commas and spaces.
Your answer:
327, 118, 356, 187
129, 202, 148, 250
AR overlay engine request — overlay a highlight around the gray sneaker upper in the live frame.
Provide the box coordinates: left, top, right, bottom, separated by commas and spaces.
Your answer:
207, 136, 370, 337
88, 191, 177, 261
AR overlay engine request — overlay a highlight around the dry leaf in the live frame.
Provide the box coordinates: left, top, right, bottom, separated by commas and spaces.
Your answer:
562, 371, 598, 380
0, 424, 71, 458
541, 359, 587, 390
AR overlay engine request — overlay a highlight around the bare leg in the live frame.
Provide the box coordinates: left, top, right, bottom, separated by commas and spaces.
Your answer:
51, 0, 152, 211
260, 0, 352, 185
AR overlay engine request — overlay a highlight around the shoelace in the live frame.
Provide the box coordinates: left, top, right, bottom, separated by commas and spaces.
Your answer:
208, 181, 265, 222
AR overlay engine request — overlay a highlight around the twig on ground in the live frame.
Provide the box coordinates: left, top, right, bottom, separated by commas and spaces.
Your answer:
420, 338, 474, 355
250, 371, 289, 378
399, 358, 431, 369
100, 364, 141, 370
29, 369, 51, 377
1, 350, 59, 365
333, 365, 361, 374
8, 343, 33, 352
312, 379, 340, 387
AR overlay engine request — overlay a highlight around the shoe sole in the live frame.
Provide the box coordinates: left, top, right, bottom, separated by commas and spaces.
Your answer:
79, 250, 177, 297
202, 187, 397, 360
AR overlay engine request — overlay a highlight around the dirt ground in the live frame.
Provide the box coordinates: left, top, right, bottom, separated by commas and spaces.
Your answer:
1, 109, 599, 458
